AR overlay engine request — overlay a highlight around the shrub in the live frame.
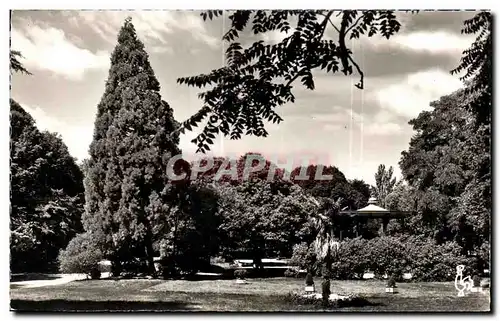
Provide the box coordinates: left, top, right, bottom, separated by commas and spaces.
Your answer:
294, 235, 474, 282
387, 276, 396, 288
479, 241, 490, 270
364, 236, 407, 280
330, 237, 369, 279
111, 261, 123, 277
90, 267, 101, 280
98, 260, 112, 273
222, 268, 235, 279
286, 292, 371, 309
336, 236, 474, 282
403, 236, 473, 282
290, 242, 317, 273
122, 258, 149, 275
284, 268, 300, 278
211, 256, 227, 264
162, 264, 179, 280
121, 272, 135, 279
234, 269, 248, 279
473, 275, 481, 287
58, 233, 103, 278
305, 273, 314, 286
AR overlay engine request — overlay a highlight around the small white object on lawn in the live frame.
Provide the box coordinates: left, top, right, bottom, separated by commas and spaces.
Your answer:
235, 279, 247, 284
362, 272, 374, 279
301, 293, 349, 301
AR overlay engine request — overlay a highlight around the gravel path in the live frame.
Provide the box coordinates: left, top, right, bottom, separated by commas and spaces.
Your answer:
11, 273, 111, 288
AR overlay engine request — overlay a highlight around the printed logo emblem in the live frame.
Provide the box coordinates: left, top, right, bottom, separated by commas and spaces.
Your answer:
455, 265, 473, 297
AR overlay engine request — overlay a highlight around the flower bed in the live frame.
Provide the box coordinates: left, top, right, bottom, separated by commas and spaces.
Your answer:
287, 291, 370, 308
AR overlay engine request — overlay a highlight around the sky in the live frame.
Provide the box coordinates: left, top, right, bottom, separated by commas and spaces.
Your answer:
10, 10, 477, 186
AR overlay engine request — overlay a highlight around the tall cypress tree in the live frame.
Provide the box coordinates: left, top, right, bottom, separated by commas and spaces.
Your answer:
83, 18, 182, 274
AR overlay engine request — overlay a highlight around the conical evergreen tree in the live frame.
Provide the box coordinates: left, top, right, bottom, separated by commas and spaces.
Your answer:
83, 18, 184, 274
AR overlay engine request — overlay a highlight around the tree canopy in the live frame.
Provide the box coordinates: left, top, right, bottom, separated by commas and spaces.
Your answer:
394, 11, 492, 251
396, 87, 490, 251
10, 99, 84, 272
372, 164, 396, 208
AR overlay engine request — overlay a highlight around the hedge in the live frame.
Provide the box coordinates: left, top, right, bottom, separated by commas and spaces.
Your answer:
291, 236, 479, 282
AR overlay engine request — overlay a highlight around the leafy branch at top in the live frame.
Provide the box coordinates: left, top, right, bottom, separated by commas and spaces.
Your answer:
451, 11, 492, 125
10, 50, 32, 75
176, 10, 402, 153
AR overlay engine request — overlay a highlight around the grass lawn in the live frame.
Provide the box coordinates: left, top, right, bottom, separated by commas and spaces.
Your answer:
10, 277, 491, 312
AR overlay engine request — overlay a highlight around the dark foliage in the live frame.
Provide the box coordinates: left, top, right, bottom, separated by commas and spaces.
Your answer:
292, 236, 474, 282
234, 269, 248, 279
90, 267, 101, 280
373, 164, 397, 208
284, 268, 299, 278
305, 272, 314, 286
215, 178, 315, 263
58, 233, 103, 277
472, 275, 481, 287
398, 84, 490, 254
10, 100, 84, 272
10, 50, 32, 75
451, 11, 492, 125
387, 276, 396, 288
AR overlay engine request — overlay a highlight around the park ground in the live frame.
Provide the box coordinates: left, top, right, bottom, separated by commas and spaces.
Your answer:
10, 275, 491, 312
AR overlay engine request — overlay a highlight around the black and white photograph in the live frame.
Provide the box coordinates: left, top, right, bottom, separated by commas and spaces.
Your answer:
8, 5, 492, 313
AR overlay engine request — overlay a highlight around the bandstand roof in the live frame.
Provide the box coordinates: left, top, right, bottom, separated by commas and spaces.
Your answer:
340, 197, 410, 218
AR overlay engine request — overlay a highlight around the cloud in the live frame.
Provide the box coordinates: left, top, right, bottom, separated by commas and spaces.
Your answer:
374, 68, 464, 119
11, 24, 110, 80
75, 11, 218, 50
323, 124, 343, 131
363, 31, 474, 55
399, 11, 477, 34
178, 12, 219, 48
346, 160, 403, 186
310, 105, 401, 136
21, 103, 94, 162
389, 31, 474, 54
75, 11, 173, 46
364, 122, 402, 135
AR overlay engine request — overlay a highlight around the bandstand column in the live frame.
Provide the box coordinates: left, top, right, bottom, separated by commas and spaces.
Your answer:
381, 217, 389, 236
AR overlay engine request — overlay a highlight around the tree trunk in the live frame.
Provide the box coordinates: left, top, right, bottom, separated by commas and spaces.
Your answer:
168, 208, 180, 278
144, 233, 155, 276
381, 217, 389, 236
111, 257, 122, 277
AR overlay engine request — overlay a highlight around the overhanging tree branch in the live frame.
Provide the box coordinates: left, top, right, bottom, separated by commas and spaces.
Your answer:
176, 10, 405, 152
347, 55, 364, 89
345, 13, 365, 35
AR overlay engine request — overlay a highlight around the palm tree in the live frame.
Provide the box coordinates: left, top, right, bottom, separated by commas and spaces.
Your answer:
302, 194, 342, 278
